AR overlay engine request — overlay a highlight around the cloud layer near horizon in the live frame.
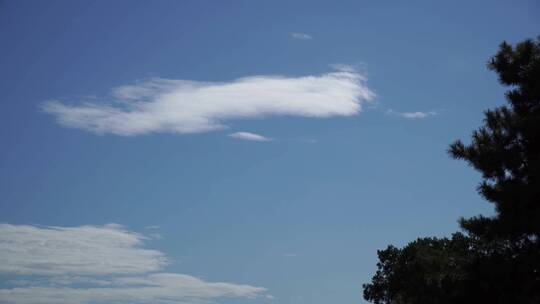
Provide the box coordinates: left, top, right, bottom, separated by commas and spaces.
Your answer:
0, 224, 268, 304
43, 68, 374, 136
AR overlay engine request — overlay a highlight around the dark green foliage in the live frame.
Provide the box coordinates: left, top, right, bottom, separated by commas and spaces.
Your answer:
363, 234, 540, 304
450, 37, 540, 239
363, 37, 540, 303
363, 233, 473, 304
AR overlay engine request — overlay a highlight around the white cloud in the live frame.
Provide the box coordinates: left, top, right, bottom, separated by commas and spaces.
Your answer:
386, 109, 438, 119
290, 32, 312, 40
229, 132, 271, 142
43, 68, 374, 136
0, 274, 265, 304
0, 223, 166, 276
0, 224, 269, 304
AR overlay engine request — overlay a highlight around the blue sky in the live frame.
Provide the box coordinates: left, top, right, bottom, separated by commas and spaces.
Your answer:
0, 1, 539, 303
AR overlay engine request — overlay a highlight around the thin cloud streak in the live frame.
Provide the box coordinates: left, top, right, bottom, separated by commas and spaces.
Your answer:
387, 109, 438, 119
290, 32, 312, 40
229, 132, 271, 142
43, 68, 374, 136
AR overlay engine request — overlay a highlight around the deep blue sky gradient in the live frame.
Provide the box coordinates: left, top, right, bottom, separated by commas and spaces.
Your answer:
1, 1, 539, 303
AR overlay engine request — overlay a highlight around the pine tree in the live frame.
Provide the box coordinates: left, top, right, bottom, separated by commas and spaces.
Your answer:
450, 37, 540, 240
363, 37, 540, 304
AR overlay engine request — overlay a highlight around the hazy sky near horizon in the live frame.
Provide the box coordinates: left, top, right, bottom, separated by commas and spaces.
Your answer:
1, 1, 539, 303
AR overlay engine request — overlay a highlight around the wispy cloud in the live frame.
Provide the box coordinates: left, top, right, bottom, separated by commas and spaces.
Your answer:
0, 224, 269, 304
386, 109, 438, 119
0, 223, 166, 276
43, 68, 373, 136
0, 274, 266, 304
229, 132, 271, 142
290, 32, 312, 40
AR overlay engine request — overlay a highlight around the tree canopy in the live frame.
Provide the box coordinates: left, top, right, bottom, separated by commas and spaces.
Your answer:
450, 37, 540, 240
363, 37, 540, 304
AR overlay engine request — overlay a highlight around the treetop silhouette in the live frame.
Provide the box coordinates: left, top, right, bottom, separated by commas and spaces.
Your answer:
363, 37, 540, 304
